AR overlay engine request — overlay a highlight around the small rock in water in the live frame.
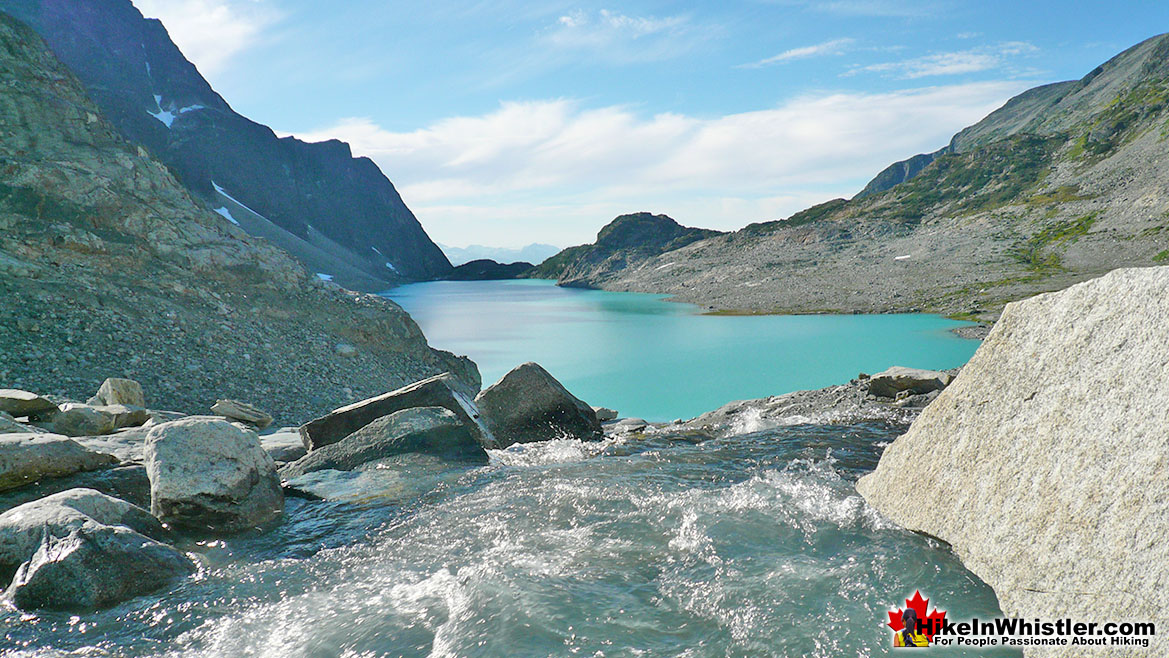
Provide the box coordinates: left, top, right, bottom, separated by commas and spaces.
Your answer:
475, 362, 602, 448
866, 366, 952, 399
592, 406, 619, 422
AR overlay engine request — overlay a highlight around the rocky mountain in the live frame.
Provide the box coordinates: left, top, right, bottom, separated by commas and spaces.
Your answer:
535, 34, 1169, 320
529, 212, 724, 287
2, 0, 451, 290
445, 259, 535, 281
0, 13, 476, 422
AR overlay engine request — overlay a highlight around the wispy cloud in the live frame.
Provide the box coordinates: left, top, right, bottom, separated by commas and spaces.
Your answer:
764, 0, 953, 18
287, 81, 1028, 246
849, 41, 1038, 79
741, 38, 855, 68
132, 0, 282, 77
539, 9, 705, 63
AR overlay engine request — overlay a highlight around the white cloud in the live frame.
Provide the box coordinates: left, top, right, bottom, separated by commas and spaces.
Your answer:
288, 81, 1029, 247
742, 38, 855, 68
132, 0, 281, 76
540, 9, 701, 62
851, 41, 1038, 79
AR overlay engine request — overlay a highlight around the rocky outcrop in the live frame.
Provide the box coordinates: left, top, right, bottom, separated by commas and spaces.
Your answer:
4, 0, 451, 286
87, 378, 145, 407
211, 399, 273, 429
144, 418, 283, 533
865, 366, 953, 399
280, 407, 485, 479
857, 267, 1169, 656
0, 434, 117, 492
0, 13, 478, 421
7, 522, 193, 611
445, 259, 534, 281
299, 373, 491, 451
475, 363, 602, 447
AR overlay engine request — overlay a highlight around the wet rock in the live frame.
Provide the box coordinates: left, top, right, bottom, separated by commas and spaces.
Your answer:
0, 389, 57, 420
475, 362, 602, 448
144, 417, 284, 533
86, 378, 145, 408
299, 373, 492, 451
7, 523, 193, 611
592, 406, 619, 421
0, 488, 167, 572
211, 399, 273, 429
857, 267, 1169, 653
0, 434, 117, 492
866, 366, 953, 398
281, 407, 484, 479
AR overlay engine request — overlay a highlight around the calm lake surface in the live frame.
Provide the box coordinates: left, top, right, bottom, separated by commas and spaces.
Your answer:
386, 279, 979, 421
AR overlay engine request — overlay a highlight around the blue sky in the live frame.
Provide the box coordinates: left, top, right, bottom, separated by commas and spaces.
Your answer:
134, 0, 1169, 248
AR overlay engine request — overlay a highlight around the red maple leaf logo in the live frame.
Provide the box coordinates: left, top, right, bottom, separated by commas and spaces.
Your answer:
887, 590, 947, 642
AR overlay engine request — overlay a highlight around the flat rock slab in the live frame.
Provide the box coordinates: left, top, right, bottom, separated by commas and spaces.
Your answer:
0, 465, 150, 515
0, 434, 117, 492
281, 406, 485, 479
857, 267, 1169, 657
0, 390, 57, 420
211, 399, 273, 429
260, 429, 308, 463
475, 362, 602, 448
865, 366, 953, 398
299, 373, 493, 451
145, 417, 284, 534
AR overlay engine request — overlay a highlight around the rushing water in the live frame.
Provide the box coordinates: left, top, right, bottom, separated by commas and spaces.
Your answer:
386, 280, 979, 421
2, 423, 1016, 657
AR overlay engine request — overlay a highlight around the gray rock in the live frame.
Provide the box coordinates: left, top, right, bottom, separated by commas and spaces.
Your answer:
0, 414, 47, 435
71, 425, 152, 463
86, 378, 145, 408
865, 366, 953, 398
95, 404, 150, 430
0, 488, 167, 572
592, 406, 619, 421
474, 362, 602, 448
7, 522, 193, 611
299, 373, 493, 451
210, 399, 273, 429
0, 434, 117, 492
144, 417, 284, 533
260, 429, 307, 463
280, 407, 485, 479
50, 403, 117, 437
857, 267, 1169, 657
0, 389, 57, 420
0, 465, 151, 515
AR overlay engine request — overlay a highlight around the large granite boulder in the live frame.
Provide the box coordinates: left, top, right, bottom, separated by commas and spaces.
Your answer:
0, 390, 57, 420
0, 488, 167, 572
87, 378, 146, 408
0, 434, 117, 492
299, 373, 494, 451
7, 522, 193, 611
865, 366, 953, 398
211, 399, 273, 429
281, 407, 485, 479
857, 267, 1169, 656
475, 362, 602, 448
144, 417, 284, 533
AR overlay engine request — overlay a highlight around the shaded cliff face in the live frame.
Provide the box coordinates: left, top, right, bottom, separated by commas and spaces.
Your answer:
3, 0, 451, 285
0, 13, 476, 422
535, 34, 1169, 319
530, 213, 723, 286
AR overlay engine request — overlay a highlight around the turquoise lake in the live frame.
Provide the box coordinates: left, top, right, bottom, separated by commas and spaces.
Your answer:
386, 279, 980, 421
